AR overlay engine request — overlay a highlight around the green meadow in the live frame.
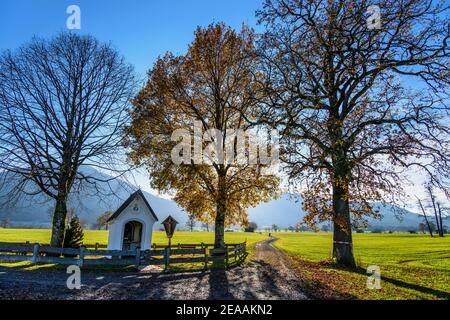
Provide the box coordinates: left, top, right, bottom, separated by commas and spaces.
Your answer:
0, 229, 266, 255
273, 232, 450, 300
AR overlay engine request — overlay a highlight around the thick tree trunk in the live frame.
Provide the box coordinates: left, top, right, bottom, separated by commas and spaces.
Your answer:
50, 193, 68, 247
330, 142, 357, 268
214, 207, 225, 249
332, 180, 356, 268
326, 64, 356, 267
332, 179, 356, 268
214, 174, 226, 249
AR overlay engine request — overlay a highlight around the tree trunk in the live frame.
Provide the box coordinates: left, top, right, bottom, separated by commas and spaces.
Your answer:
329, 117, 357, 268
50, 193, 68, 247
424, 214, 434, 237
418, 199, 433, 237
429, 191, 442, 236
214, 174, 226, 249
331, 163, 356, 268
433, 208, 441, 237
438, 203, 444, 237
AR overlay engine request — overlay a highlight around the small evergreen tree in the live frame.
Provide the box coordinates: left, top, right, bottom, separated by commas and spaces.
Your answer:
63, 215, 84, 249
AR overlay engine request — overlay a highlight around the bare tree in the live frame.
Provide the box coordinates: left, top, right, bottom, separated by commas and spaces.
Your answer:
186, 215, 197, 232
0, 33, 136, 247
418, 223, 426, 234
424, 184, 448, 237
257, 0, 450, 267
95, 211, 113, 230
0, 218, 11, 228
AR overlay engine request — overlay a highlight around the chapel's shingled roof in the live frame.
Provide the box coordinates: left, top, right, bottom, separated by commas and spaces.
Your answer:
107, 189, 159, 222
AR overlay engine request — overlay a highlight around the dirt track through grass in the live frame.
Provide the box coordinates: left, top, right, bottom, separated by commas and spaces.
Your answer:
0, 238, 307, 300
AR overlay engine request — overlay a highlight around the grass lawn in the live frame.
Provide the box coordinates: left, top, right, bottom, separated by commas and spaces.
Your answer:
0, 229, 108, 245
273, 232, 450, 300
0, 229, 266, 251
0, 229, 267, 271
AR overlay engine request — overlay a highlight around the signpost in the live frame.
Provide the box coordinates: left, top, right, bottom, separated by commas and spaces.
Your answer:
162, 215, 178, 247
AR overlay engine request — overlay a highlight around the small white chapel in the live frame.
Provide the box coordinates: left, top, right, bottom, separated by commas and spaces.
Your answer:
107, 190, 159, 251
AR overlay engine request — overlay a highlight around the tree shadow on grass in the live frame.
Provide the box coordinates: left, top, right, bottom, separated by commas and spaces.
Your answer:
346, 266, 450, 300
294, 273, 357, 300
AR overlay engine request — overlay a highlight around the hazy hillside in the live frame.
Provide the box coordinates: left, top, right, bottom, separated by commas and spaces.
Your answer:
0, 168, 187, 229
248, 194, 446, 231
0, 167, 445, 231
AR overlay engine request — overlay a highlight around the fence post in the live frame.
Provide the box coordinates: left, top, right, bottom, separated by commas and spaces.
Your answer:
32, 243, 39, 265
135, 247, 141, 268
202, 243, 208, 269
78, 247, 85, 268
236, 244, 241, 263
164, 246, 170, 271
225, 245, 229, 268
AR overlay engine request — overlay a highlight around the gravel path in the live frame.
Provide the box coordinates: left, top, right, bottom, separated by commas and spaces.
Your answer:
0, 238, 307, 300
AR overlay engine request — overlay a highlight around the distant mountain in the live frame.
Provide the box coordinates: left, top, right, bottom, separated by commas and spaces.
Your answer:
0, 167, 446, 231
248, 194, 447, 231
0, 168, 187, 229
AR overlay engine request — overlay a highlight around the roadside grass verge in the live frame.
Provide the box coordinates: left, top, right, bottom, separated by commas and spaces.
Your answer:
273, 232, 450, 300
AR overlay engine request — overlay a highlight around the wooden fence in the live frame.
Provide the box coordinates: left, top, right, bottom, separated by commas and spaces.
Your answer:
0, 242, 247, 270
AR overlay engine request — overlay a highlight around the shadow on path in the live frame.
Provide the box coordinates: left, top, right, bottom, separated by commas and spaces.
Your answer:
208, 267, 234, 300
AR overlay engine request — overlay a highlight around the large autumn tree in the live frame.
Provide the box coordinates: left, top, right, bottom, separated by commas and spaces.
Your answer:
257, 0, 450, 267
126, 23, 280, 250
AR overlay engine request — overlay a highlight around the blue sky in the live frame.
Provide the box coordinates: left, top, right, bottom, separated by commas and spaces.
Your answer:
0, 0, 264, 195
0, 0, 262, 77
0, 1, 439, 207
